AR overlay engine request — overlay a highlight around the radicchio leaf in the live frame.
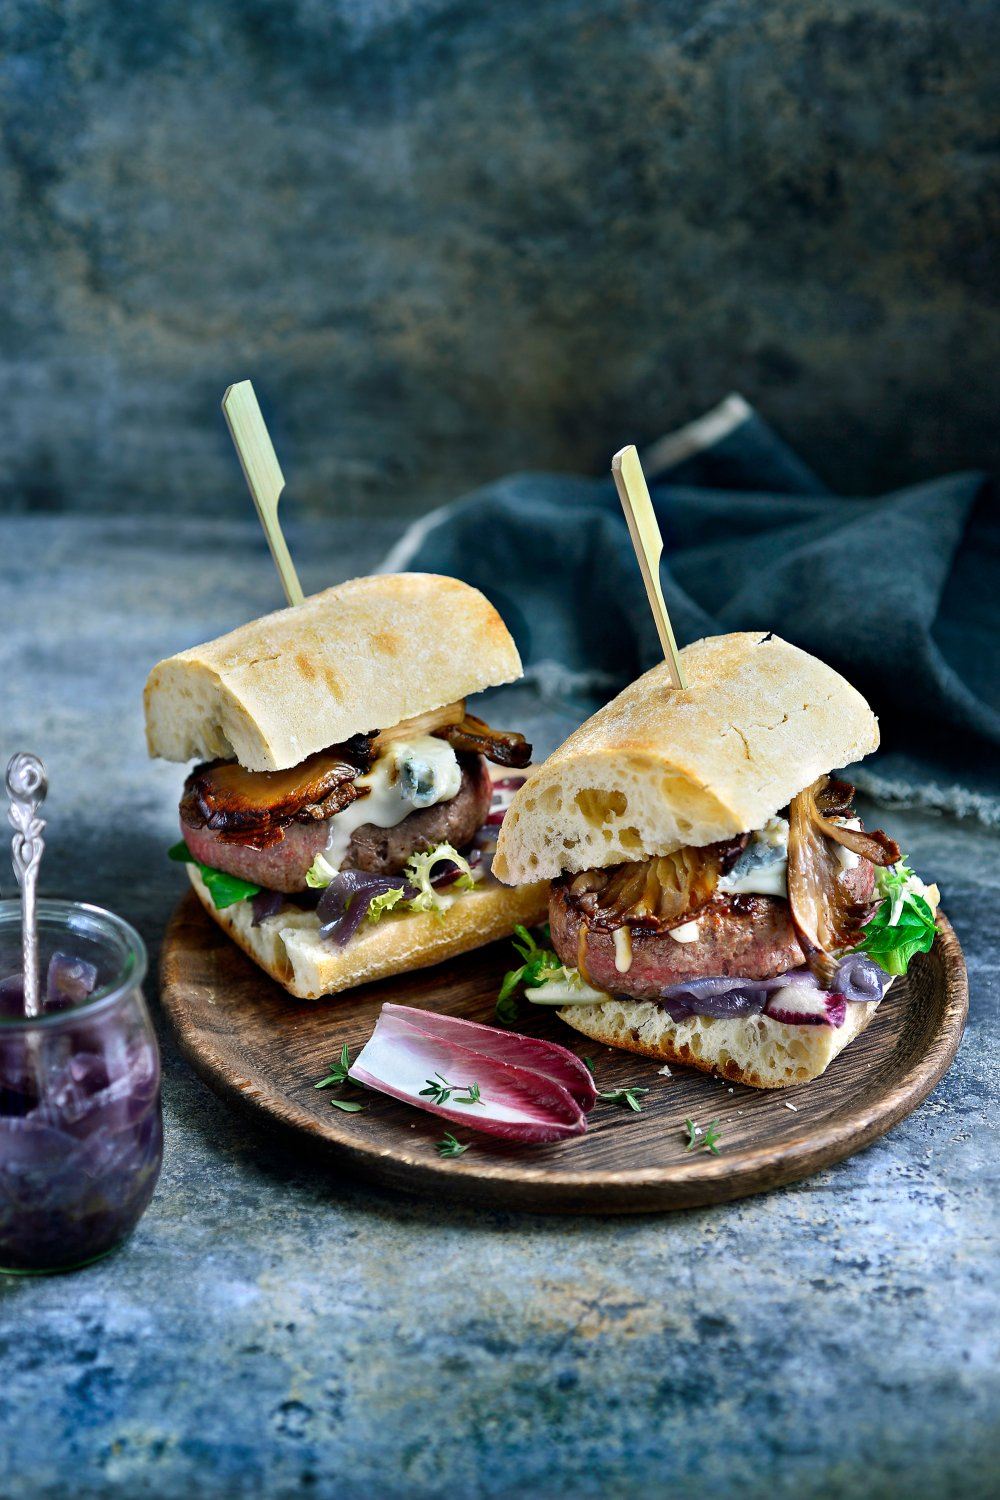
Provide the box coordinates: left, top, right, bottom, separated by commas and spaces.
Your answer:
764, 981, 847, 1028
349, 1005, 589, 1142
379, 1004, 597, 1110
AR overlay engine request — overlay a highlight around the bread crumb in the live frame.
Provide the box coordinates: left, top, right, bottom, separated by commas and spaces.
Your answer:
657, 1065, 672, 1078
783, 1102, 799, 1112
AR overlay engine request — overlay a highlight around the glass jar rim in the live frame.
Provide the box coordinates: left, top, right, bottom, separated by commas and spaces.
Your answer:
0, 898, 148, 1030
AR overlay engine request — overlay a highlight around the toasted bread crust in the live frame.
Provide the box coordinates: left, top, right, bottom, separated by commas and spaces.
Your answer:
188, 866, 549, 1000
494, 633, 879, 884
145, 573, 523, 772
556, 993, 880, 1089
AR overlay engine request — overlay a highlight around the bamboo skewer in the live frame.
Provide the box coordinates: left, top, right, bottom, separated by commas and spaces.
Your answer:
222, 381, 305, 607
611, 444, 687, 690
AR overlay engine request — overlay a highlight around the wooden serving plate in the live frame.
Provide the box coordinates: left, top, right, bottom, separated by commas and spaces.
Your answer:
160, 893, 968, 1214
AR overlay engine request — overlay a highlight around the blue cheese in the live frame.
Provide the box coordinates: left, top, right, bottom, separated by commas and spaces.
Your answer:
322, 735, 461, 874
832, 817, 861, 872
718, 815, 789, 898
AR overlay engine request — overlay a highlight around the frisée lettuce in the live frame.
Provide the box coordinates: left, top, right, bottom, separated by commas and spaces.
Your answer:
310, 841, 478, 931
496, 925, 606, 1023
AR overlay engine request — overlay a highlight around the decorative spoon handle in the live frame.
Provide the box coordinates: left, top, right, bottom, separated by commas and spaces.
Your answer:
6, 753, 48, 1018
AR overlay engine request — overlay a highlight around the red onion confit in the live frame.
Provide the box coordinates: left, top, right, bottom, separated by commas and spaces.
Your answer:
251, 889, 285, 927
317, 871, 419, 946
45, 953, 99, 1010
656, 972, 798, 1022
349, 1005, 589, 1142
1, 955, 100, 1018
832, 953, 885, 1003
654, 964, 889, 1027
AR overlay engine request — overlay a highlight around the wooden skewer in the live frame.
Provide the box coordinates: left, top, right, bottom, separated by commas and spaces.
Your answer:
611, 444, 687, 689
222, 381, 305, 607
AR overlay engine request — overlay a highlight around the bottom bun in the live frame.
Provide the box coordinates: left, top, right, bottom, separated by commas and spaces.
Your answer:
189, 866, 549, 1000
557, 995, 880, 1089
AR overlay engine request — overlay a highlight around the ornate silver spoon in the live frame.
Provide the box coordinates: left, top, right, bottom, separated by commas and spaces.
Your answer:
6, 752, 48, 1018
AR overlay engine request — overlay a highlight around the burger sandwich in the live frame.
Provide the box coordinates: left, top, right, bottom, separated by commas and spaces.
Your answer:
493, 632, 939, 1088
145, 572, 547, 998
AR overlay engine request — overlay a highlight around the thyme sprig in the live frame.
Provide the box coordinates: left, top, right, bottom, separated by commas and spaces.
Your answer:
419, 1073, 484, 1107
598, 1086, 649, 1113
315, 1043, 352, 1090
436, 1133, 470, 1159
684, 1117, 722, 1155
314, 1044, 367, 1112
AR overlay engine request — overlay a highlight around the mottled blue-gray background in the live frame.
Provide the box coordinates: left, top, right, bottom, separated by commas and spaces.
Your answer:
1, 0, 998, 519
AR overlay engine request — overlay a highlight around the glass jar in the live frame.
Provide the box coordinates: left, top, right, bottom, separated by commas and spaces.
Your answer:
0, 900, 162, 1274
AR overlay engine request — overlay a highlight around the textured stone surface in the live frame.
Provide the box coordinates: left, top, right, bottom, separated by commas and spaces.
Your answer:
1, 1, 998, 521
0, 516, 996, 1498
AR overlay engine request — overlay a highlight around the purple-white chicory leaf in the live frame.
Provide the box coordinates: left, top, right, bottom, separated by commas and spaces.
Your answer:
379, 1004, 597, 1111
349, 1005, 587, 1142
764, 983, 847, 1028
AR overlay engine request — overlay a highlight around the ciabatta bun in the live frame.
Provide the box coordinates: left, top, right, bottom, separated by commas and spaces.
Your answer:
187, 866, 548, 1000
494, 633, 878, 885
556, 994, 880, 1089
145, 573, 522, 772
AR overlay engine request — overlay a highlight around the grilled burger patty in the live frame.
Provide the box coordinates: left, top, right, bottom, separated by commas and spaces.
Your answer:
181, 753, 492, 893
549, 859, 876, 1001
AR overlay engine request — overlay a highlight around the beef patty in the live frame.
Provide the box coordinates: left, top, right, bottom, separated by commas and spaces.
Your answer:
549, 859, 876, 1001
181, 754, 492, 892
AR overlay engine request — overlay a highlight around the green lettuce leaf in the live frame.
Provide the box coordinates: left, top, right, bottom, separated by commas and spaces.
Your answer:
305, 853, 337, 889
495, 925, 571, 1022
168, 841, 261, 910
856, 860, 937, 977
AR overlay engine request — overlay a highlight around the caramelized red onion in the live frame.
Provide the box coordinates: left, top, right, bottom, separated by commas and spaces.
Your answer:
570, 845, 727, 932
654, 966, 887, 1029
787, 776, 898, 986
317, 870, 419, 947
251, 889, 285, 927
832, 952, 885, 1003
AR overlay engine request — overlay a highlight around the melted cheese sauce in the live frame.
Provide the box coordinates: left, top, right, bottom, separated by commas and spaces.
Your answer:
668, 919, 701, 943
613, 927, 633, 973
322, 735, 461, 873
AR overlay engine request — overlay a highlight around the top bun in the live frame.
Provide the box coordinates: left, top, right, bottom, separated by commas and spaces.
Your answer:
144, 573, 522, 771
493, 632, 878, 885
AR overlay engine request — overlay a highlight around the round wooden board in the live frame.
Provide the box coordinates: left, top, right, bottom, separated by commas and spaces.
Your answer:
160, 893, 968, 1214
